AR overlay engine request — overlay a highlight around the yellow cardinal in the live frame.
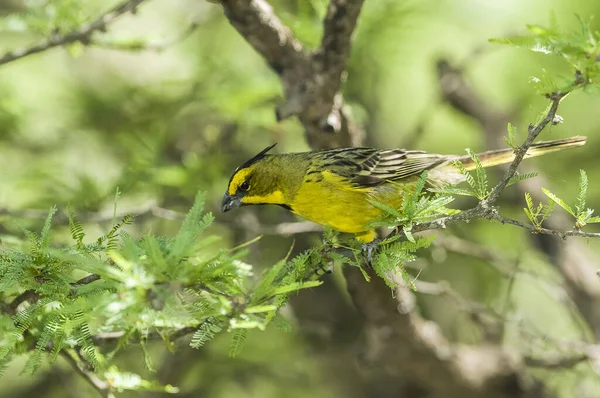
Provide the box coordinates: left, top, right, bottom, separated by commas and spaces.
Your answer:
222, 137, 586, 242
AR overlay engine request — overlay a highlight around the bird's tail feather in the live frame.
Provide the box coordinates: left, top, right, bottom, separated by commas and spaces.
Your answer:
459, 136, 587, 171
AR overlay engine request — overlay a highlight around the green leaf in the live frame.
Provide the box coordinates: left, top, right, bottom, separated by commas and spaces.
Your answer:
190, 319, 223, 349
542, 188, 575, 216
452, 158, 479, 197
402, 171, 428, 217
169, 192, 212, 262
429, 186, 475, 197
504, 122, 518, 148
466, 149, 489, 199
541, 200, 556, 223
575, 169, 588, 215
39, 206, 57, 249
244, 305, 278, 314
507, 172, 538, 187
66, 205, 85, 246
523, 192, 537, 226
271, 280, 322, 295
229, 329, 248, 358
402, 225, 415, 243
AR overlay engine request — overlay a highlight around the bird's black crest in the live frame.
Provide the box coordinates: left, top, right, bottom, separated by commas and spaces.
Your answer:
235, 143, 277, 172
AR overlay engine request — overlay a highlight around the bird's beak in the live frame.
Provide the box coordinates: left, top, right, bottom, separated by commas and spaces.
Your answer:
221, 194, 241, 212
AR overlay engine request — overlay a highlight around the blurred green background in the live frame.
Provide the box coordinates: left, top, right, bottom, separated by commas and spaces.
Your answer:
0, 0, 599, 397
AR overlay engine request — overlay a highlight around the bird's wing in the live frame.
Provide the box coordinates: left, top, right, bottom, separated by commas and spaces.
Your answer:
319, 148, 449, 188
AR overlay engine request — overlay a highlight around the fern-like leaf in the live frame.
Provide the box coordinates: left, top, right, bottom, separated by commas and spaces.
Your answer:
229, 328, 247, 358
575, 169, 588, 215
542, 188, 575, 216
507, 172, 538, 187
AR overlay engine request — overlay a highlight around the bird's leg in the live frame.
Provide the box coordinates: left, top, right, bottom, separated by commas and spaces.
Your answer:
315, 241, 334, 276
362, 238, 382, 267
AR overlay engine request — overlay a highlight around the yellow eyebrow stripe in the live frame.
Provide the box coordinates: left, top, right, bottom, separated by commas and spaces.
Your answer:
228, 168, 252, 195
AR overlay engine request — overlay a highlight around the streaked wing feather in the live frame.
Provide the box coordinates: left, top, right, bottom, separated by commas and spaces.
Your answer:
319, 148, 448, 188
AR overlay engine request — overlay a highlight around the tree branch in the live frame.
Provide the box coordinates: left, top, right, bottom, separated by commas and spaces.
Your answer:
344, 266, 544, 397
436, 57, 600, 339
3, 274, 102, 317
524, 353, 589, 369
220, 0, 306, 74
486, 93, 565, 204
218, 0, 365, 148
60, 350, 115, 398
0, 0, 149, 67
0, 201, 184, 224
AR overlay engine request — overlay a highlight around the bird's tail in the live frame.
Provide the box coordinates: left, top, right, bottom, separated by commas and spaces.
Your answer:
458, 136, 587, 171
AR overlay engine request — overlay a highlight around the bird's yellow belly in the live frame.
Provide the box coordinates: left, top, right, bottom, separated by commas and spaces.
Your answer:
292, 190, 379, 234
290, 174, 403, 238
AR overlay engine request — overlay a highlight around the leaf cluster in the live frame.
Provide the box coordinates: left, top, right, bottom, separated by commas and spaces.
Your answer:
369, 171, 459, 242
0, 192, 321, 393
541, 170, 600, 229
491, 15, 600, 94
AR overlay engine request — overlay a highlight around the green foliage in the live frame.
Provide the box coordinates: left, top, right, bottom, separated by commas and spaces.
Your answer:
504, 122, 518, 149
523, 192, 556, 229
449, 151, 490, 200
507, 172, 539, 187
350, 172, 458, 287
0, 192, 322, 393
491, 15, 600, 93
371, 237, 434, 290
542, 170, 600, 228
368, 171, 460, 242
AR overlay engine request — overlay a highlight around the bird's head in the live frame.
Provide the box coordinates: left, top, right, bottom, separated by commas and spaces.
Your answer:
222, 143, 289, 212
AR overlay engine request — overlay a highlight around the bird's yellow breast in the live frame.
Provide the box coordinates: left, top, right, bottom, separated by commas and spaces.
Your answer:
290, 170, 404, 240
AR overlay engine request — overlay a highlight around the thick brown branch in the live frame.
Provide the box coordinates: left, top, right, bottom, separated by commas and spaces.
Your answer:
219, 0, 364, 148
220, 0, 306, 74
0, 0, 149, 66
344, 267, 542, 397
304, 0, 365, 138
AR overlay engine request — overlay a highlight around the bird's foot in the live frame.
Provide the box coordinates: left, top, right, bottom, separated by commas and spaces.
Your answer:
314, 247, 334, 276
362, 238, 382, 267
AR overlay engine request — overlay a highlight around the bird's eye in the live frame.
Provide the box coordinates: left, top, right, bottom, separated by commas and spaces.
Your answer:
239, 181, 250, 192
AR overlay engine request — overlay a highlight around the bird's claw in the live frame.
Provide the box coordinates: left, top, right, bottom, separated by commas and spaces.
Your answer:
362, 238, 381, 267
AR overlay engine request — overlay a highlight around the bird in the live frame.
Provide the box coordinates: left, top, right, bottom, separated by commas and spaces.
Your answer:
221, 136, 587, 243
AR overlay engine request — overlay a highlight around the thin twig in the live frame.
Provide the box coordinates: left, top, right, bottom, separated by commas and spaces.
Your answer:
0, 202, 184, 224
60, 350, 115, 398
487, 93, 565, 203
4, 274, 102, 316
91, 21, 200, 52
0, 0, 149, 66
383, 82, 594, 244
488, 212, 600, 240
93, 325, 198, 345
524, 353, 589, 369
414, 279, 505, 340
